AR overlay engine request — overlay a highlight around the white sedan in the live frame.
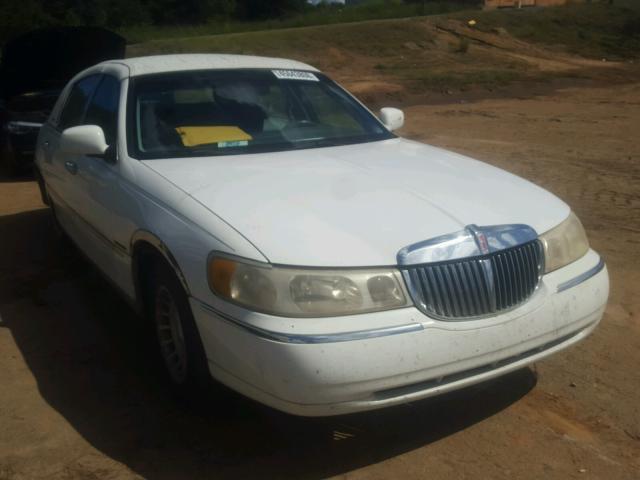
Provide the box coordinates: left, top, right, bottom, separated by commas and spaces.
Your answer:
35, 54, 609, 416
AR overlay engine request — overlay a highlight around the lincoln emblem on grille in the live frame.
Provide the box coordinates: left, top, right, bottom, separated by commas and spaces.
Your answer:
397, 224, 544, 320
467, 224, 491, 255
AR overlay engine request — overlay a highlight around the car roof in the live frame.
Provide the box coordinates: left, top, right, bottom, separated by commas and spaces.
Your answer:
101, 54, 319, 77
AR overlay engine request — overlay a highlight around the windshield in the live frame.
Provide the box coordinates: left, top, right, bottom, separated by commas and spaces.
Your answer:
127, 69, 394, 159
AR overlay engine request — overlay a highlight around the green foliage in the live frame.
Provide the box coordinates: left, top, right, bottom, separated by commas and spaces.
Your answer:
461, 2, 640, 59
236, 0, 306, 19
3, 0, 638, 64
121, 1, 472, 44
404, 0, 479, 11
0, 0, 51, 42
621, 17, 640, 38
148, 0, 237, 24
0, 0, 474, 45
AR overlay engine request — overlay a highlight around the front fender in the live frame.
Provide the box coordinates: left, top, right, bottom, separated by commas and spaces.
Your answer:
124, 160, 268, 304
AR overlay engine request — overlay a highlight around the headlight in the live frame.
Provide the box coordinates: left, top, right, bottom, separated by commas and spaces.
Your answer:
208, 256, 411, 317
539, 212, 589, 273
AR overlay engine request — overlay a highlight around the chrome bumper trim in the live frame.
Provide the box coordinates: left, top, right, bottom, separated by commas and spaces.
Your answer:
196, 301, 423, 344
556, 258, 605, 293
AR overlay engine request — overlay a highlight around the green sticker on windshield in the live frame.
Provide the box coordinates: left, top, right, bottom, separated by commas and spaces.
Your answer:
218, 140, 249, 148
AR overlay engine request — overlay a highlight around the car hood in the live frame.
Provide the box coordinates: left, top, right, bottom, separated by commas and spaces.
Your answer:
143, 138, 569, 267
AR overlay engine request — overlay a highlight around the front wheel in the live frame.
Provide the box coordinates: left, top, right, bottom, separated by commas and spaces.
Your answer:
155, 284, 189, 384
150, 263, 212, 395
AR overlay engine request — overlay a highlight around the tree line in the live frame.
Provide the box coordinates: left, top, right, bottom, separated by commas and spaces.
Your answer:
0, 0, 481, 44
0, 0, 311, 40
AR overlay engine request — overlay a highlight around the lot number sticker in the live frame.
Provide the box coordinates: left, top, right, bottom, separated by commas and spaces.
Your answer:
272, 70, 319, 81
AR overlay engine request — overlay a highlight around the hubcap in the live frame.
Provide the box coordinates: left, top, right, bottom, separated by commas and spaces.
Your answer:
155, 286, 188, 384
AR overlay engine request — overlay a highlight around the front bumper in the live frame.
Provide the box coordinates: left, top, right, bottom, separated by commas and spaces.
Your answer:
191, 249, 608, 416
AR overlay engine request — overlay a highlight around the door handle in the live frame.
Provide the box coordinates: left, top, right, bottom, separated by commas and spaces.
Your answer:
64, 161, 78, 175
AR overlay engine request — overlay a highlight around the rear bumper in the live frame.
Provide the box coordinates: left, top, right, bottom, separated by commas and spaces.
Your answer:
192, 250, 608, 416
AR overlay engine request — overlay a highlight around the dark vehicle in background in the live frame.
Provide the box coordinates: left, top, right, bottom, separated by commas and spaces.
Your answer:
0, 27, 125, 175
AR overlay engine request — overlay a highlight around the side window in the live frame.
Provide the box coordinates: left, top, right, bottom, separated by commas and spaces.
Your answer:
58, 75, 101, 131
84, 75, 121, 145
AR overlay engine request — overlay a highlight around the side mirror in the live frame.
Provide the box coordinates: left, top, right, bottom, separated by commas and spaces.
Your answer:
60, 125, 109, 157
379, 107, 404, 132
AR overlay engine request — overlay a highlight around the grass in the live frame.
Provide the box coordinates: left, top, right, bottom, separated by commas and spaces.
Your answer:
126, 2, 640, 97
127, 15, 550, 95
457, 1, 640, 60
121, 1, 475, 45
123, 1, 640, 62
128, 17, 439, 59
127, 1, 640, 62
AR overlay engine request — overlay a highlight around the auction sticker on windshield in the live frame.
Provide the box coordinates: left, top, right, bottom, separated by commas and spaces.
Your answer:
272, 70, 319, 81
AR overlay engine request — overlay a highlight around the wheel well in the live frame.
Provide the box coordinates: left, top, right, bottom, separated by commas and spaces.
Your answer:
132, 241, 175, 317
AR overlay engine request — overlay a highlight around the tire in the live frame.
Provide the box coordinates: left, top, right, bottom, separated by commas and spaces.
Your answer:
149, 261, 213, 397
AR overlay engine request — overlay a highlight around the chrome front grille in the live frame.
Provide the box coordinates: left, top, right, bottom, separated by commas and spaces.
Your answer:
402, 240, 543, 319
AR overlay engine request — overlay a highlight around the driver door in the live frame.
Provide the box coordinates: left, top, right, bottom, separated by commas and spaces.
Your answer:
69, 73, 136, 291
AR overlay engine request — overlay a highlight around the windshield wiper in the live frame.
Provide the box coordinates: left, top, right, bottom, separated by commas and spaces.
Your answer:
188, 141, 296, 156
289, 136, 379, 151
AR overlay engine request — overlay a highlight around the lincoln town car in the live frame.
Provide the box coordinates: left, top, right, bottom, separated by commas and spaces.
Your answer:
35, 55, 609, 416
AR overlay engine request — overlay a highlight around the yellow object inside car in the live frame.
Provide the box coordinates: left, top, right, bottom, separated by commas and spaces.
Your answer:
175, 126, 252, 147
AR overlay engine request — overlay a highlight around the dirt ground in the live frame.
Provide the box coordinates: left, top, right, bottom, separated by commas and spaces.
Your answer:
1, 78, 639, 479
